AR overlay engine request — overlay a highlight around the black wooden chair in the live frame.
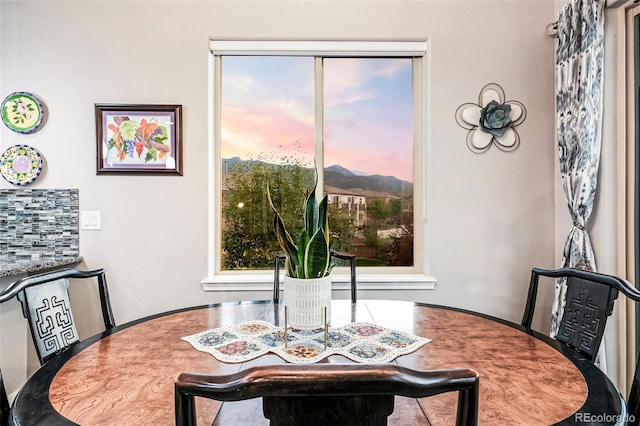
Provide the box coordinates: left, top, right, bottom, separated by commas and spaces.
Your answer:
273, 250, 357, 303
521, 267, 640, 424
174, 364, 479, 426
521, 267, 634, 363
0, 368, 9, 426
0, 268, 115, 365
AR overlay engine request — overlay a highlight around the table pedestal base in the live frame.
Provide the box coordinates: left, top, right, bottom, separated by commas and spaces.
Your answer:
263, 395, 394, 426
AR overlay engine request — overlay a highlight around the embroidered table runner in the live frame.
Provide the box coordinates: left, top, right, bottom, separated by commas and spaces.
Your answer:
182, 321, 431, 364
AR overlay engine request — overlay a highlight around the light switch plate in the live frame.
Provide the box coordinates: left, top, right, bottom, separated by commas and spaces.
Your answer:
81, 211, 101, 230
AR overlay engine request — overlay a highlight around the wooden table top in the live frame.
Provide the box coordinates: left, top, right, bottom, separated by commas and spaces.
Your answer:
11, 300, 626, 425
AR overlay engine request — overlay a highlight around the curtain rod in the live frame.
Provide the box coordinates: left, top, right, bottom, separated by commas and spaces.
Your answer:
545, 0, 635, 38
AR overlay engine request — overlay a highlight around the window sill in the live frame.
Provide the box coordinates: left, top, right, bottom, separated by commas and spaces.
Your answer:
201, 274, 437, 292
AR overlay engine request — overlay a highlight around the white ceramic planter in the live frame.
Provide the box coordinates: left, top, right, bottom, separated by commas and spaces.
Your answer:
283, 275, 332, 329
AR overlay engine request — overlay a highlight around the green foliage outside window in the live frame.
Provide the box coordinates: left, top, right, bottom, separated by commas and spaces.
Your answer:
326, 203, 355, 253
367, 198, 402, 222
386, 223, 414, 266
221, 160, 356, 270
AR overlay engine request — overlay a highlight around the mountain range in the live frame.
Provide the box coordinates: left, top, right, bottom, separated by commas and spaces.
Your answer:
324, 165, 412, 194
222, 157, 413, 195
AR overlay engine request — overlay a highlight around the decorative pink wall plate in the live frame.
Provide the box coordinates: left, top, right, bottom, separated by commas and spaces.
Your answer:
0, 144, 43, 186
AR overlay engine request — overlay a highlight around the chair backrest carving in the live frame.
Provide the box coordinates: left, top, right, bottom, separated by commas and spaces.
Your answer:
21, 278, 80, 362
0, 268, 115, 364
555, 275, 618, 361
521, 268, 621, 362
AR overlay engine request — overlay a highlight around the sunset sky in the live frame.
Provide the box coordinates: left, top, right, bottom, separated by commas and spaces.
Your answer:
220, 56, 414, 182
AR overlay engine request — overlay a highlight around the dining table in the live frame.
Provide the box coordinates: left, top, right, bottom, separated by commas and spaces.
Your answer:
9, 299, 627, 425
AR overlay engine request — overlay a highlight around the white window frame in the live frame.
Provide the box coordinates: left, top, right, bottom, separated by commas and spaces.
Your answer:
203, 40, 435, 291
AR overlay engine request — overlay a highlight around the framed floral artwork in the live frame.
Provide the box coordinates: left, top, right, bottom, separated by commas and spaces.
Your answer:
95, 104, 183, 175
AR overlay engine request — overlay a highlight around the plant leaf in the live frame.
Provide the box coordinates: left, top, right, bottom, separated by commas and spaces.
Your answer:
297, 230, 309, 278
267, 166, 331, 279
305, 165, 321, 237
267, 185, 299, 276
318, 194, 329, 238
304, 227, 330, 278
273, 213, 298, 264
304, 184, 318, 237
274, 215, 298, 276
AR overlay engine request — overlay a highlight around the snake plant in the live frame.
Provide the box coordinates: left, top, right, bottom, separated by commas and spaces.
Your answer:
267, 169, 331, 279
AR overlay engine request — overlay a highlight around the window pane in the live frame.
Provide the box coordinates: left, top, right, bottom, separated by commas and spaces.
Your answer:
219, 55, 415, 271
220, 56, 315, 164
220, 56, 315, 270
324, 58, 414, 266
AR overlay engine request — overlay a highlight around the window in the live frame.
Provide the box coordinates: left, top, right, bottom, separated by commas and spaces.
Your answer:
629, 4, 640, 353
207, 41, 429, 286
632, 6, 640, 289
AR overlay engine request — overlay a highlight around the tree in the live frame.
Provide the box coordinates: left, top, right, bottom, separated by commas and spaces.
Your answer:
222, 161, 310, 270
388, 198, 402, 218
221, 160, 356, 270
366, 197, 402, 225
362, 224, 393, 263
386, 223, 414, 266
327, 202, 355, 253
366, 198, 389, 222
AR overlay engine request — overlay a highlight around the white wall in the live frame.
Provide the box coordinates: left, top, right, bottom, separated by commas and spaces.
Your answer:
1, 0, 558, 392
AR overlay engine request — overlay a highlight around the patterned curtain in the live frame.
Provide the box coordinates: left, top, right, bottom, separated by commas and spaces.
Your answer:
551, 0, 605, 340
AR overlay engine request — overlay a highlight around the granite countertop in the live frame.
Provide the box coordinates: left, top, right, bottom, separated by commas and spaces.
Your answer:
0, 256, 84, 279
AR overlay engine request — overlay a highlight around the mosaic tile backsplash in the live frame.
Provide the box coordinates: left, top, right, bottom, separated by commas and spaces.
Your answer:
0, 189, 79, 263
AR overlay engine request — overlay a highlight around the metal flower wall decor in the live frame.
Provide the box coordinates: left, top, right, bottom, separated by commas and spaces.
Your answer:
455, 83, 526, 153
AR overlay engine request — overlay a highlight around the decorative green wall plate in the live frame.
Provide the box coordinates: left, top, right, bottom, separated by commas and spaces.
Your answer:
1, 92, 45, 134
